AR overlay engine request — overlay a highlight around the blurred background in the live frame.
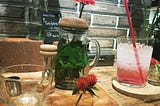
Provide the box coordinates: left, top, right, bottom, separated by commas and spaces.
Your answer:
0, 0, 159, 67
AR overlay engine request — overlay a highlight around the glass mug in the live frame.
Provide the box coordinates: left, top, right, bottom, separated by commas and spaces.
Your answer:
55, 27, 100, 90
117, 36, 154, 87
0, 64, 53, 106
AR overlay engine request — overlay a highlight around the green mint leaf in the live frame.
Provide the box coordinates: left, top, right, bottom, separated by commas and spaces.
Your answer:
92, 86, 99, 91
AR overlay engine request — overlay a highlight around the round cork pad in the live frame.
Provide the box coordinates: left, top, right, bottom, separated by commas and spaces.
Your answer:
112, 78, 160, 101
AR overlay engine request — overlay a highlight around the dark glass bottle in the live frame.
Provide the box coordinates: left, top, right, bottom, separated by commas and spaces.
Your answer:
28, 0, 44, 40
28, 0, 61, 44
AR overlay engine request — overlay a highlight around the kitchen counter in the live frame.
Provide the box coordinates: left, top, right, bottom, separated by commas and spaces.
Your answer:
90, 64, 160, 106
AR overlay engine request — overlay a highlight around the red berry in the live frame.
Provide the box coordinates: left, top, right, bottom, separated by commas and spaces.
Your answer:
150, 58, 159, 65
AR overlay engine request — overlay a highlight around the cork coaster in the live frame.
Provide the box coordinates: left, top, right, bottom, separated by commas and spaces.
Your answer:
112, 78, 160, 101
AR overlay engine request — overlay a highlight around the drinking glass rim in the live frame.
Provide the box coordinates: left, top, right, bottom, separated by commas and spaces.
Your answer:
0, 64, 45, 81
1, 64, 44, 71
117, 36, 154, 40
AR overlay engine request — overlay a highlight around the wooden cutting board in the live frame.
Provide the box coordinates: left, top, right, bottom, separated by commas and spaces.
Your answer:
0, 85, 119, 106
44, 85, 119, 106
0, 72, 119, 106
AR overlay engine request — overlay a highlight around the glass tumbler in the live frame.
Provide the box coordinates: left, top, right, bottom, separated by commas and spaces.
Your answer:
0, 64, 53, 106
117, 36, 154, 87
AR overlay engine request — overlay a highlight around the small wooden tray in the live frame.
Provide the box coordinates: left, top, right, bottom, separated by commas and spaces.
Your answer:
0, 85, 119, 106
112, 78, 160, 101
44, 85, 119, 106
0, 72, 119, 106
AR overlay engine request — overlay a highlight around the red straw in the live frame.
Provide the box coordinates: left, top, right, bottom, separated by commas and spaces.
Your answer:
123, 0, 144, 83
123, 0, 136, 47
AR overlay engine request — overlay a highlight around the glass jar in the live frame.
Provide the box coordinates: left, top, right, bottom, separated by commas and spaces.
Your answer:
148, 64, 160, 86
55, 17, 100, 90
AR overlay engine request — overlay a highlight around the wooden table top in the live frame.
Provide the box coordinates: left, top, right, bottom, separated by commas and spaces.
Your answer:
90, 64, 160, 106
0, 65, 119, 106
1, 64, 160, 106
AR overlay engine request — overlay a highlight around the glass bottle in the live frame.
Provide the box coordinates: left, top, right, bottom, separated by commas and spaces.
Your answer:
40, 44, 57, 93
28, 0, 61, 44
28, 0, 44, 40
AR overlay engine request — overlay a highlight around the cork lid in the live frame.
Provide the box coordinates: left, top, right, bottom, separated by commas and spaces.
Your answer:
40, 44, 57, 52
59, 16, 89, 29
40, 44, 57, 56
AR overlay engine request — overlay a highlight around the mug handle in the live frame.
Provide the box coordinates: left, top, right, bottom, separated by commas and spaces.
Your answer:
88, 39, 100, 69
83, 39, 100, 76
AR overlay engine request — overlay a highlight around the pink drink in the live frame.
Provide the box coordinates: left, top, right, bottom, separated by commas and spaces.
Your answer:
117, 67, 148, 85
117, 42, 153, 87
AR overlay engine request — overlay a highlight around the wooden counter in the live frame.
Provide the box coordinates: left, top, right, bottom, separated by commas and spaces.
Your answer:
90, 65, 160, 106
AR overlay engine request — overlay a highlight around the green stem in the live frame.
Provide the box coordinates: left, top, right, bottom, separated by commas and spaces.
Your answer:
142, 0, 147, 36
79, 3, 85, 18
38, 26, 42, 37
76, 93, 83, 106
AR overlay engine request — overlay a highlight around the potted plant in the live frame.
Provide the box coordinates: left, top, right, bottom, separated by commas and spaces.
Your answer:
145, 0, 160, 61
144, 0, 160, 85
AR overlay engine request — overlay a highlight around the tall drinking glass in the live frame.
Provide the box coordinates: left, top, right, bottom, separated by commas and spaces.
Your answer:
117, 36, 154, 87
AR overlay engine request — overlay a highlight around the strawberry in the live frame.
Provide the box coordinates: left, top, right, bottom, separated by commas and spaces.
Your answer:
150, 58, 159, 65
